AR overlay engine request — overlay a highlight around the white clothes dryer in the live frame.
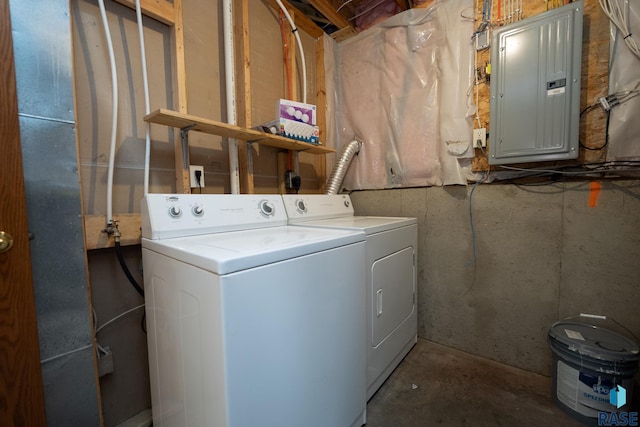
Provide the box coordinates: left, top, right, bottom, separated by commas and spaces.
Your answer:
141, 194, 367, 427
282, 194, 418, 400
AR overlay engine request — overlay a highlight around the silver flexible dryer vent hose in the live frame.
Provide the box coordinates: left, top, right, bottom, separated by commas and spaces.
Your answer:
325, 138, 362, 195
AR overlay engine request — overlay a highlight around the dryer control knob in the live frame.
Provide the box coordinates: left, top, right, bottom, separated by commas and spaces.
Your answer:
296, 200, 307, 213
192, 205, 204, 217
259, 200, 275, 217
168, 205, 182, 218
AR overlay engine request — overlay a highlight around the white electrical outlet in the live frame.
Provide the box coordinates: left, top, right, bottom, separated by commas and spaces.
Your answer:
473, 128, 487, 148
189, 165, 205, 188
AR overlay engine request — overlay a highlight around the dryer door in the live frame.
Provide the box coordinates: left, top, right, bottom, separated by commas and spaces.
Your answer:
371, 246, 415, 346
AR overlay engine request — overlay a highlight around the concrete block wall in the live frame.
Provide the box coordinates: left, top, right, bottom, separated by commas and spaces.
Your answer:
350, 180, 640, 376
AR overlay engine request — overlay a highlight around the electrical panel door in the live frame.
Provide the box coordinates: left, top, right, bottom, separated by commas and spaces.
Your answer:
489, 1, 583, 165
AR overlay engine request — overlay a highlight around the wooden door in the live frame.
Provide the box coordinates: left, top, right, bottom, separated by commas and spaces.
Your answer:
0, 0, 47, 424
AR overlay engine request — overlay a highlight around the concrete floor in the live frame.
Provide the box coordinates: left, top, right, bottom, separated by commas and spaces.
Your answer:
366, 339, 585, 426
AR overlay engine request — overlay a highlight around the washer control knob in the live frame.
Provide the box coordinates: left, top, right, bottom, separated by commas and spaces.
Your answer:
296, 199, 307, 213
344, 200, 350, 208
259, 200, 275, 217
192, 205, 204, 217
168, 205, 182, 218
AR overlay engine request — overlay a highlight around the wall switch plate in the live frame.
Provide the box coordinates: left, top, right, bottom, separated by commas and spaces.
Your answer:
473, 128, 487, 148
189, 165, 205, 188
475, 29, 490, 51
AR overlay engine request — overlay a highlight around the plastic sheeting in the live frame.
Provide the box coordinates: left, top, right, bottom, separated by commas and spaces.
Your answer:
332, 0, 476, 190
606, 2, 640, 161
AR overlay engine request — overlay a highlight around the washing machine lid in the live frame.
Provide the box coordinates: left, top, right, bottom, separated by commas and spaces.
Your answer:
291, 216, 416, 235
142, 225, 365, 275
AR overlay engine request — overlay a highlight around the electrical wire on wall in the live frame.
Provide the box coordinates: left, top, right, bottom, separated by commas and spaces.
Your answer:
278, 9, 300, 192
92, 304, 146, 369
468, 0, 491, 267
94, 304, 146, 336
40, 343, 94, 365
579, 81, 640, 151
279, 10, 292, 100
39, 305, 147, 365
275, 0, 307, 103
497, 161, 640, 184
493, 80, 640, 180
471, 0, 488, 129
223, 0, 241, 194
599, 0, 640, 60
135, 0, 152, 196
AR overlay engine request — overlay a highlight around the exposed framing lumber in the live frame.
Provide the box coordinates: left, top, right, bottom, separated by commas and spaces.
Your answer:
112, 0, 175, 25
171, 0, 190, 193
274, 3, 329, 193
145, 109, 334, 153
87, 0, 188, 250
470, 0, 609, 171
393, 0, 409, 10
330, 25, 357, 42
113, 0, 190, 193
288, 10, 299, 101
306, 0, 352, 30
315, 36, 327, 194
90, 1, 331, 249
234, 0, 254, 194
85, 214, 141, 249
263, 0, 324, 38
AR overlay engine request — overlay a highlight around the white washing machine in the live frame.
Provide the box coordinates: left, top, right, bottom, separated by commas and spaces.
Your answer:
140, 194, 367, 427
282, 194, 418, 400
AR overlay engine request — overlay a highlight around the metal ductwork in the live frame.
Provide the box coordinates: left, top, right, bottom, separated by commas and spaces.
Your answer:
325, 138, 362, 195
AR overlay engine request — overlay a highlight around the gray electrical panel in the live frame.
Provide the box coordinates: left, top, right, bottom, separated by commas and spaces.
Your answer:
489, 1, 583, 165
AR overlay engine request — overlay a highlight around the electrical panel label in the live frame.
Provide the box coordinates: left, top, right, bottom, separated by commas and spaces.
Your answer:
547, 87, 566, 96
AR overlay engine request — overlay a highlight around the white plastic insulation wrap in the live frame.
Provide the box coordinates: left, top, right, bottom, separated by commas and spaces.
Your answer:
606, 2, 640, 161
333, 0, 476, 189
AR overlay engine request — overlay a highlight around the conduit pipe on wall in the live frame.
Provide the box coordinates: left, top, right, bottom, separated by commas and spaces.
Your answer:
275, 0, 307, 104
223, 0, 240, 194
98, 0, 118, 226
135, 0, 151, 196
325, 138, 362, 195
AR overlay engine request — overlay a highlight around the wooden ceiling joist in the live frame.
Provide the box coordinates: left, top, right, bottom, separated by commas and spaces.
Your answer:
306, 0, 352, 30
264, 0, 324, 38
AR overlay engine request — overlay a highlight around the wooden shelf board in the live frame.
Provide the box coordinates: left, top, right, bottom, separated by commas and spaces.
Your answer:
145, 108, 334, 154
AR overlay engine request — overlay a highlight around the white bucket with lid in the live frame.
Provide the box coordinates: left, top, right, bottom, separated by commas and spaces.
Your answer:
548, 314, 639, 425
